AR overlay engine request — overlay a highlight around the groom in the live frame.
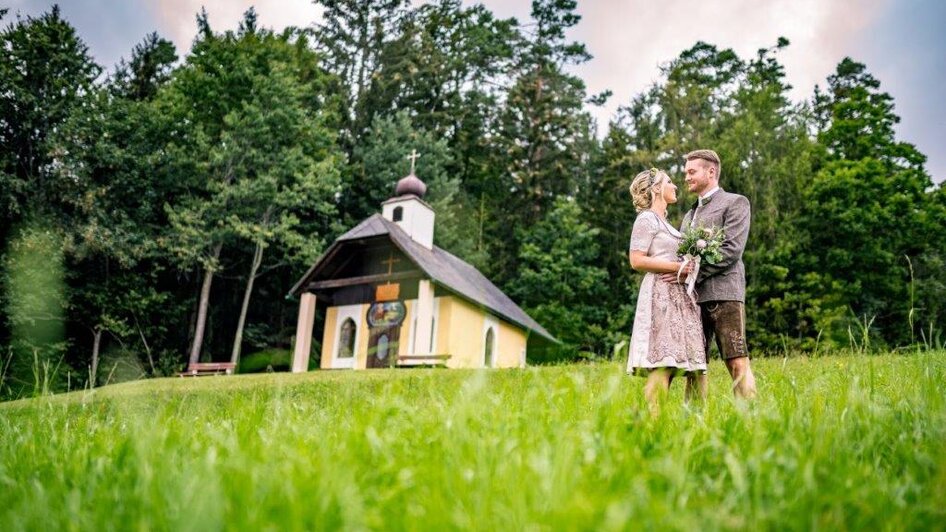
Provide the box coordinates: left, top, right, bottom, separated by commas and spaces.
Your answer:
668, 149, 757, 400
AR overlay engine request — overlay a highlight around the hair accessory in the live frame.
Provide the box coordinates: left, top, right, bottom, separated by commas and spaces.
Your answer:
649, 167, 659, 185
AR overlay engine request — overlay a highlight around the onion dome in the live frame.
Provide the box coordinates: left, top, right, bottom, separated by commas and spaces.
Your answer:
395, 172, 427, 198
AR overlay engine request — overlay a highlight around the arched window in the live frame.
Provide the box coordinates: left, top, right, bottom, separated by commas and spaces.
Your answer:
484, 327, 495, 368
429, 317, 436, 352
337, 318, 356, 359
392, 206, 403, 222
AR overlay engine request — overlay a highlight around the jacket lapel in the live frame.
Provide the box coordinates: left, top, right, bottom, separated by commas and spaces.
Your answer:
686, 200, 700, 229
691, 188, 723, 228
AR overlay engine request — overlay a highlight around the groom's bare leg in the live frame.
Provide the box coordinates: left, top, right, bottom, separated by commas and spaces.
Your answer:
725, 357, 756, 399
708, 301, 757, 400
685, 373, 707, 404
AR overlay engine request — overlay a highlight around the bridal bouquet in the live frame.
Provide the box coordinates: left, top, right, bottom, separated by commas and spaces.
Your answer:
677, 225, 725, 297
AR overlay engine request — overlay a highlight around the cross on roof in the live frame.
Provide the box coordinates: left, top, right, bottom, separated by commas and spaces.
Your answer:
407, 149, 421, 174
381, 252, 401, 276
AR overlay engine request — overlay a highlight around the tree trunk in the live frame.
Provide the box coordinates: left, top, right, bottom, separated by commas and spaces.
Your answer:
230, 240, 264, 368
134, 315, 156, 375
356, 12, 369, 104
91, 327, 102, 388
188, 243, 222, 366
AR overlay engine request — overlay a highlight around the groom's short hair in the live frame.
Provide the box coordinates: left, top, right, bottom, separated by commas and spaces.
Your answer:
685, 149, 721, 179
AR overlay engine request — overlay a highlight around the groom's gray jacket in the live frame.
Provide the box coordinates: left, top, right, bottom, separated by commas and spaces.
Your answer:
681, 189, 751, 304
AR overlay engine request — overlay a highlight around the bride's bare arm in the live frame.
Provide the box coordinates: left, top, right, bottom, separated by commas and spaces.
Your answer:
629, 251, 693, 275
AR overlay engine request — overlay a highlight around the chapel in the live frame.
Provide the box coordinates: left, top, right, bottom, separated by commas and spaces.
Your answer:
287, 154, 556, 371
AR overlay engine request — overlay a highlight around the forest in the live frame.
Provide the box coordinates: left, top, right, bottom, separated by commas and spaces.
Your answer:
2, 1, 944, 398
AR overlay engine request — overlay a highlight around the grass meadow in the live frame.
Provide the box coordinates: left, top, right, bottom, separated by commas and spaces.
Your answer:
1, 352, 945, 530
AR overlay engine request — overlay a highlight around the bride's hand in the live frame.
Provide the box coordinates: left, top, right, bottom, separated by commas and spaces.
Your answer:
659, 261, 692, 283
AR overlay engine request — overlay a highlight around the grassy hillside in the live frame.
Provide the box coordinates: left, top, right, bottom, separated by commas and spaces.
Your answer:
2, 353, 945, 530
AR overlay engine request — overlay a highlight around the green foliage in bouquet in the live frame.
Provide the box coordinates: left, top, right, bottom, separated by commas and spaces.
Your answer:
678, 225, 725, 264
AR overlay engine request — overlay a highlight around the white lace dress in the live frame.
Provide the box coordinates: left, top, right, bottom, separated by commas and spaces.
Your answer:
626, 211, 707, 376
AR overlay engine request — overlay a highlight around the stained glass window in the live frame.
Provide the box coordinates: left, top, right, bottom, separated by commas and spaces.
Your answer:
377, 334, 389, 360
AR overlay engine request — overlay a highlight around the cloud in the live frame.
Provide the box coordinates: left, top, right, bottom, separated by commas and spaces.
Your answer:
147, 0, 321, 52
477, 0, 941, 181
557, 0, 889, 126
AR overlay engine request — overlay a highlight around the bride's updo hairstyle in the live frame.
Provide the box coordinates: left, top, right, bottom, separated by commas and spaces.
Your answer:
629, 168, 668, 212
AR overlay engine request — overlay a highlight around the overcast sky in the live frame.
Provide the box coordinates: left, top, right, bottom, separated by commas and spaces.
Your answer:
7, 0, 944, 182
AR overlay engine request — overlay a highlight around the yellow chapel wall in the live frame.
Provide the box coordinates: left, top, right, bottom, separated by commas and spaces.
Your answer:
496, 320, 527, 368
434, 297, 452, 355
319, 296, 529, 370
440, 296, 483, 368
437, 296, 528, 369
356, 307, 370, 369
319, 306, 338, 369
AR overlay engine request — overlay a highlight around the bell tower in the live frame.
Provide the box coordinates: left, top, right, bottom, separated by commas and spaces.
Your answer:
381, 149, 435, 249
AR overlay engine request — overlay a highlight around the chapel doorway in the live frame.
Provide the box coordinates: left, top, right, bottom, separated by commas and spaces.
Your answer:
365, 301, 406, 368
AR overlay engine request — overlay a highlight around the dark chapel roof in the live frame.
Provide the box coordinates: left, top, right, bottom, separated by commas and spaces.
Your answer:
290, 214, 557, 343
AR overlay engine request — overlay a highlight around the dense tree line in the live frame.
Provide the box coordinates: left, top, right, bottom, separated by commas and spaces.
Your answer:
1, 3, 944, 398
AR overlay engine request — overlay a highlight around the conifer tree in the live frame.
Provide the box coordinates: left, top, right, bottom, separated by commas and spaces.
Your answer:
797, 59, 936, 346
511, 197, 608, 358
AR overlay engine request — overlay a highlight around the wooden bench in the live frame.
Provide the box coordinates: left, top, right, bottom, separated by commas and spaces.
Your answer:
179, 362, 236, 377
397, 354, 451, 368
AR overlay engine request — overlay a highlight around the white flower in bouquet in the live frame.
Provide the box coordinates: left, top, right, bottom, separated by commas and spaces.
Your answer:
679, 225, 725, 265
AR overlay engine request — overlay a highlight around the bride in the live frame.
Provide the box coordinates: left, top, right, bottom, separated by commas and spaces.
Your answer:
626, 168, 706, 409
